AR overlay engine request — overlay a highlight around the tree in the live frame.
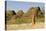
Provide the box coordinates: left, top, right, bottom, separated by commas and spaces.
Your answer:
12, 10, 16, 15
6, 10, 16, 21
27, 7, 42, 25
17, 10, 24, 17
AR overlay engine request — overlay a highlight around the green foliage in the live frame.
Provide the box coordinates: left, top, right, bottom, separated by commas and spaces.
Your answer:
17, 10, 24, 17
6, 10, 16, 21
15, 18, 32, 24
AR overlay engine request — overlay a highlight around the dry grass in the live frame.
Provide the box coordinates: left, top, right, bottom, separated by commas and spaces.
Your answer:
6, 22, 44, 30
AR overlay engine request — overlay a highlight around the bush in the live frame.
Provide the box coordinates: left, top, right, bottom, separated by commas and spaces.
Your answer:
15, 18, 32, 24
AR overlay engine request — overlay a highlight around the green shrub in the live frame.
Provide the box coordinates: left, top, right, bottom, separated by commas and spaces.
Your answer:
15, 18, 32, 24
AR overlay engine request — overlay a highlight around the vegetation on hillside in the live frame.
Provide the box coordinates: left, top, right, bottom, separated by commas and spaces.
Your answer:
6, 7, 45, 24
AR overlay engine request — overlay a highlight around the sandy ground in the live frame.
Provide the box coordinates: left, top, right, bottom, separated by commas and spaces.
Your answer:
6, 22, 44, 31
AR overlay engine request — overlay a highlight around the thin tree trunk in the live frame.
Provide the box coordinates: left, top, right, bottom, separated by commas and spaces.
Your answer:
32, 15, 35, 25
32, 15, 35, 28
